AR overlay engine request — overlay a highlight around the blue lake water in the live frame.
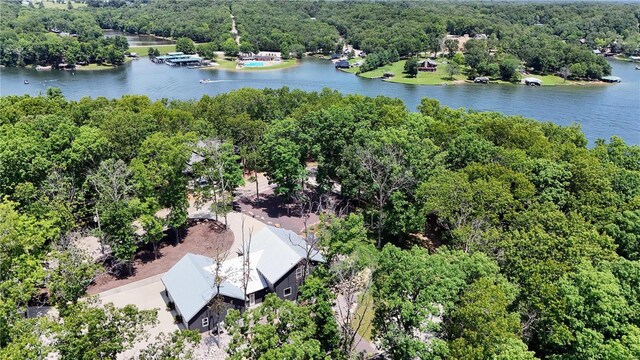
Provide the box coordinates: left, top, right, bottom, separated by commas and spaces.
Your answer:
1, 57, 638, 144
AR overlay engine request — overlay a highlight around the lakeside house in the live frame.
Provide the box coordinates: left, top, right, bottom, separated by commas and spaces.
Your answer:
335, 59, 350, 69
238, 51, 282, 62
418, 59, 438, 72
161, 225, 324, 332
474, 76, 490, 84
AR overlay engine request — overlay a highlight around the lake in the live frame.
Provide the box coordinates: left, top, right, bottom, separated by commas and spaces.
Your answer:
102, 30, 175, 47
1, 57, 638, 144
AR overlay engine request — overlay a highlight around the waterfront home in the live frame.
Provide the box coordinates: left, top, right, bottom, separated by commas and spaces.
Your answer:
238, 51, 282, 62
335, 59, 350, 69
161, 225, 324, 332
418, 59, 438, 72
474, 76, 490, 84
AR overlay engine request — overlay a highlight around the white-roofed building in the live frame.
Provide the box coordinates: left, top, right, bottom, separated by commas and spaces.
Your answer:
161, 226, 324, 332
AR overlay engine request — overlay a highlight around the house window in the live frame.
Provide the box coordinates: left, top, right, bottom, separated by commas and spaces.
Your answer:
202, 317, 209, 328
283, 287, 292, 297
248, 293, 256, 306
296, 266, 304, 279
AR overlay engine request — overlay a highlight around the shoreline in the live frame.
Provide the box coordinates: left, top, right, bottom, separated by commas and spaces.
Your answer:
342, 67, 614, 87
74, 57, 134, 71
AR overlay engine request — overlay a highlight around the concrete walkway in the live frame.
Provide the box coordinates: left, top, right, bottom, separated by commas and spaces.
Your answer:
98, 277, 180, 359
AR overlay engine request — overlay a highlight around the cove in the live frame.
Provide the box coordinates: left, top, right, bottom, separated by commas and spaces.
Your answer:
1, 57, 638, 144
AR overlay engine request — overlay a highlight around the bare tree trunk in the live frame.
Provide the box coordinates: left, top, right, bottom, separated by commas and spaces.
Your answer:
255, 170, 259, 203
377, 199, 384, 249
95, 207, 105, 256
213, 190, 218, 221
153, 240, 158, 260
209, 241, 229, 348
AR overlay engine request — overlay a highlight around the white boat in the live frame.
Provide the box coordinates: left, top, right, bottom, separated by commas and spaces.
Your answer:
36, 65, 52, 71
199, 79, 214, 84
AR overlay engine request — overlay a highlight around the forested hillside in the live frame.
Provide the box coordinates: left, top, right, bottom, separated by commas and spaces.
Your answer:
0, 87, 638, 359
0, 1, 129, 66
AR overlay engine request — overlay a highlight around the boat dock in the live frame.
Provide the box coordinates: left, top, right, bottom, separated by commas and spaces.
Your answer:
152, 52, 203, 66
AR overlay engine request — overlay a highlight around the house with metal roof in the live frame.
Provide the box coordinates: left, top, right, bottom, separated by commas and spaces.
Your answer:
418, 59, 438, 72
161, 225, 324, 332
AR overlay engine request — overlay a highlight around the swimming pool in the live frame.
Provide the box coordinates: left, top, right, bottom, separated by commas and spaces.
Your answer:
243, 61, 265, 67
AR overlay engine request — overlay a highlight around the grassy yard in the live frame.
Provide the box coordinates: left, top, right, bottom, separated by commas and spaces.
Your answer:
530, 74, 582, 86
346, 59, 588, 86
352, 291, 374, 341
28, 1, 87, 9
494, 73, 591, 86
128, 45, 177, 57
355, 60, 467, 85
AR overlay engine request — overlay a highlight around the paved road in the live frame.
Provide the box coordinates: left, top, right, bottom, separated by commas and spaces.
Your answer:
230, 14, 240, 45
98, 276, 180, 359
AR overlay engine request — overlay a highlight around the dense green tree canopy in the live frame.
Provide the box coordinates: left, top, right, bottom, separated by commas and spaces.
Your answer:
0, 88, 638, 358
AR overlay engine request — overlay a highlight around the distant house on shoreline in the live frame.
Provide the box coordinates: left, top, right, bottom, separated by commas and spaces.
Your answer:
335, 59, 350, 69
161, 225, 324, 332
238, 51, 282, 62
418, 59, 438, 72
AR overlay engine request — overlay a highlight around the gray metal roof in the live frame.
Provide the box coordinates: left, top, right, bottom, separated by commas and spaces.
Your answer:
251, 226, 324, 284
163, 227, 325, 317
161, 253, 245, 322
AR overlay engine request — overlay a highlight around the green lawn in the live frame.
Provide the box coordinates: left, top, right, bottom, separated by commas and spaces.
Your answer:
355, 60, 467, 85
347, 59, 586, 86
341, 67, 359, 74
30, 1, 87, 9
531, 74, 581, 86
352, 291, 374, 341
128, 45, 177, 57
